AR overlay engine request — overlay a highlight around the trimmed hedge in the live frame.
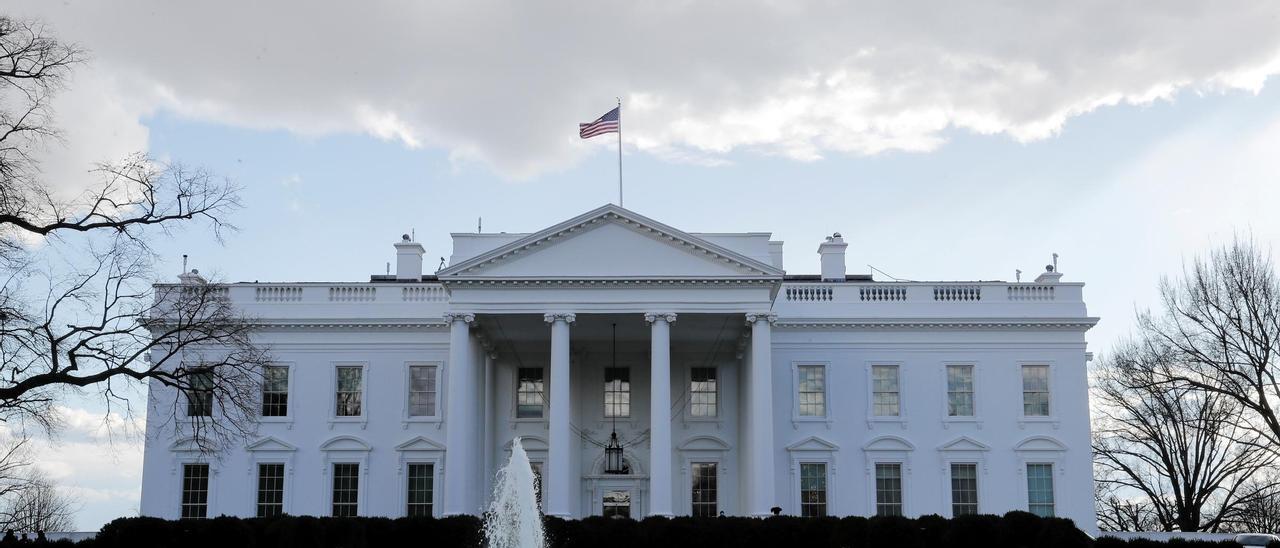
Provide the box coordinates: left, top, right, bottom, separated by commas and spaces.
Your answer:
37, 511, 1108, 548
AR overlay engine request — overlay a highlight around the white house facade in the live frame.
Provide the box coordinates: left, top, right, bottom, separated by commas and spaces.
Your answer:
139, 204, 1099, 529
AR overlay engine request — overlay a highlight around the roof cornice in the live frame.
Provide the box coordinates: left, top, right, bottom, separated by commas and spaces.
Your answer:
773, 317, 1100, 330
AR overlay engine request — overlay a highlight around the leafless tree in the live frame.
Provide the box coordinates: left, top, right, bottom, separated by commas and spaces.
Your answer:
1230, 473, 1280, 534
0, 470, 75, 533
0, 14, 268, 451
1093, 336, 1277, 531
1096, 482, 1161, 532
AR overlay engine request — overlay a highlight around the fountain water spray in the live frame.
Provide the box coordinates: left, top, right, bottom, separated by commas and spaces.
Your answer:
483, 437, 545, 548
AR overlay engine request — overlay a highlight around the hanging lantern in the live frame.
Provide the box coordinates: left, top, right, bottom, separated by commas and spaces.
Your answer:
604, 431, 625, 474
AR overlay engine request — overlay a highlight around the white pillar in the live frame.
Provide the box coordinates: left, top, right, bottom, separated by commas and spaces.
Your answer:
645, 312, 677, 517
545, 312, 576, 517
443, 312, 476, 515
745, 312, 776, 516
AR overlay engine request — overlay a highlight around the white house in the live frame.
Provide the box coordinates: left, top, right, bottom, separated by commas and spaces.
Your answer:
139, 204, 1098, 529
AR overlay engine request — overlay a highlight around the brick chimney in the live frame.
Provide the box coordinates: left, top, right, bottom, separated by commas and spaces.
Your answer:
817, 233, 847, 281
394, 234, 426, 281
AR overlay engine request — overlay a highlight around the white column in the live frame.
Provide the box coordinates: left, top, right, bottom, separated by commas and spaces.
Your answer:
443, 312, 476, 515
645, 312, 677, 517
545, 312, 576, 517
745, 312, 777, 516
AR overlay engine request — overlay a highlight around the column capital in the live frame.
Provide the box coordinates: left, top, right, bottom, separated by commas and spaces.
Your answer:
744, 312, 778, 325
443, 312, 476, 325
543, 312, 577, 325
644, 312, 678, 325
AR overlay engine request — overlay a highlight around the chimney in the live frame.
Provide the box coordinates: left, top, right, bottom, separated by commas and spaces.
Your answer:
1034, 264, 1063, 284
177, 268, 207, 284
817, 232, 847, 281
394, 234, 426, 280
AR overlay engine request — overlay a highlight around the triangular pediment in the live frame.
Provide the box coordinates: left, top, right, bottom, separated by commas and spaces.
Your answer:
246, 436, 297, 452
438, 205, 784, 279
395, 436, 446, 452
786, 436, 839, 452
938, 436, 990, 453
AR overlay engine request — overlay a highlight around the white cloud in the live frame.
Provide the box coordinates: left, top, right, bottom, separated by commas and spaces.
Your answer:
6, 1, 1280, 180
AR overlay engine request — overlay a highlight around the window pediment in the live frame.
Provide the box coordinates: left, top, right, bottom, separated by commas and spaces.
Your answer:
246, 436, 297, 453
786, 435, 839, 452
320, 435, 370, 452
862, 435, 916, 452
1014, 435, 1067, 452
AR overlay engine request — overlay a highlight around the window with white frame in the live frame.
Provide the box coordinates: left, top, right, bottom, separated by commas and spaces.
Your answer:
1026, 463, 1055, 517
256, 463, 285, 517
872, 365, 900, 416
408, 365, 438, 417
799, 462, 827, 517
185, 368, 214, 417
517, 368, 545, 419
406, 463, 434, 517
180, 463, 210, 519
335, 366, 363, 417
604, 367, 630, 418
950, 463, 978, 516
261, 366, 289, 417
875, 463, 903, 516
946, 365, 974, 417
690, 367, 717, 418
1021, 365, 1050, 417
691, 462, 718, 517
797, 365, 826, 417
331, 463, 359, 517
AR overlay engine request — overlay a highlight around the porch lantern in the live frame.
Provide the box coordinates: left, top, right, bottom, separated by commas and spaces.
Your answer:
604, 431, 625, 474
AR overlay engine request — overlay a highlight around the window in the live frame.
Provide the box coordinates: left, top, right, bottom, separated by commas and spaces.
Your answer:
186, 368, 214, 417
875, 463, 903, 516
335, 366, 363, 417
872, 365, 900, 416
797, 365, 826, 417
1027, 463, 1055, 517
516, 368, 545, 418
691, 462, 717, 517
602, 490, 631, 518
332, 463, 359, 517
181, 463, 210, 519
408, 365, 438, 417
406, 463, 434, 517
799, 462, 827, 517
256, 463, 285, 517
690, 367, 717, 417
604, 367, 630, 418
946, 365, 974, 417
950, 463, 978, 516
1022, 365, 1050, 416
261, 366, 289, 417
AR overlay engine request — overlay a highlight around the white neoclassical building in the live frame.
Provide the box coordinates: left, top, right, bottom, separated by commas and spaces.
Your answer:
139, 204, 1098, 529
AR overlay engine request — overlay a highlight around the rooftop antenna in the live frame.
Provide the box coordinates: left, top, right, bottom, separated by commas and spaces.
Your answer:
1016, 269, 1022, 282
386, 262, 390, 275
182, 254, 188, 273
1052, 253, 1059, 271
868, 264, 913, 282
478, 217, 482, 233
437, 257, 446, 271
411, 228, 415, 241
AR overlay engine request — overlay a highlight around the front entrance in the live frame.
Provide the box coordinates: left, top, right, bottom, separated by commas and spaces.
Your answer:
587, 476, 646, 517
602, 490, 632, 518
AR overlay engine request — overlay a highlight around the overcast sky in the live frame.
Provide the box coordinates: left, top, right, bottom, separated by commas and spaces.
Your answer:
7, 1, 1280, 530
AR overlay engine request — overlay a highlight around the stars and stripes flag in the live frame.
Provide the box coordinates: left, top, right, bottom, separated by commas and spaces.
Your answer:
579, 106, 620, 139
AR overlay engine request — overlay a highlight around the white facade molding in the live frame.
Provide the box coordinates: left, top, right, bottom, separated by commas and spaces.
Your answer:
643, 312, 678, 324
543, 312, 577, 325
442, 312, 476, 325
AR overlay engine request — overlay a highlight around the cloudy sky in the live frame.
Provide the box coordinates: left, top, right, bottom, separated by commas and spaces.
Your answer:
7, 1, 1280, 530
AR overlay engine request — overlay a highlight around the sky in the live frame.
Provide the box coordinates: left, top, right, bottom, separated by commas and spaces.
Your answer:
6, 0, 1280, 531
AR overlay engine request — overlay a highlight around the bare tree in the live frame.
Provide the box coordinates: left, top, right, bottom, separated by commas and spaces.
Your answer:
1230, 473, 1280, 534
1093, 336, 1277, 531
0, 15, 267, 451
1097, 482, 1160, 532
0, 470, 75, 533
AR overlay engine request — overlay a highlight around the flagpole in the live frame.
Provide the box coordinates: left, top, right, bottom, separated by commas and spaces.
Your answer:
616, 97, 623, 207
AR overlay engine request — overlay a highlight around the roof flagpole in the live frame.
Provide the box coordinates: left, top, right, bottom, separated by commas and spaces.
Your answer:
617, 97, 623, 208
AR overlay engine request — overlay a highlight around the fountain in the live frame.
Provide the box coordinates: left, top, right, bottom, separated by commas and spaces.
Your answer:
484, 437, 546, 548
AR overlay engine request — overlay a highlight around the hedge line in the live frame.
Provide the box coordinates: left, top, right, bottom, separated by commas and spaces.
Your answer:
31, 511, 1112, 548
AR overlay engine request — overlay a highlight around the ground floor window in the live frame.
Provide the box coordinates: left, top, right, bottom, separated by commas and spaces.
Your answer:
691, 462, 717, 517
799, 462, 827, 517
1027, 463, 1055, 517
406, 463, 434, 517
332, 463, 359, 517
603, 490, 631, 518
256, 463, 285, 517
875, 463, 903, 516
181, 463, 210, 519
950, 463, 978, 516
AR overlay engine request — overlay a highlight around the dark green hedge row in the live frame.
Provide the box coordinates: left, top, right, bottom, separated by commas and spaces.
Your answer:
70, 511, 1094, 548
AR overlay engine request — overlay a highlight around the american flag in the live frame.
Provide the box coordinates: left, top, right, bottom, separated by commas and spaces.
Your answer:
579, 106, 620, 139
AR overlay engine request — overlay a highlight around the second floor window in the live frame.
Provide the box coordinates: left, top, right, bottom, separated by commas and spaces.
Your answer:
408, 365, 438, 417
872, 365, 900, 416
797, 365, 826, 417
1022, 365, 1050, 416
690, 367, 717, 417
335, 366, 363, 417
946, 365, 974, 417
261, 365, 289, 417
517, 368, 545, 418
186, 368, 214, 417
604, 367, 630, 418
